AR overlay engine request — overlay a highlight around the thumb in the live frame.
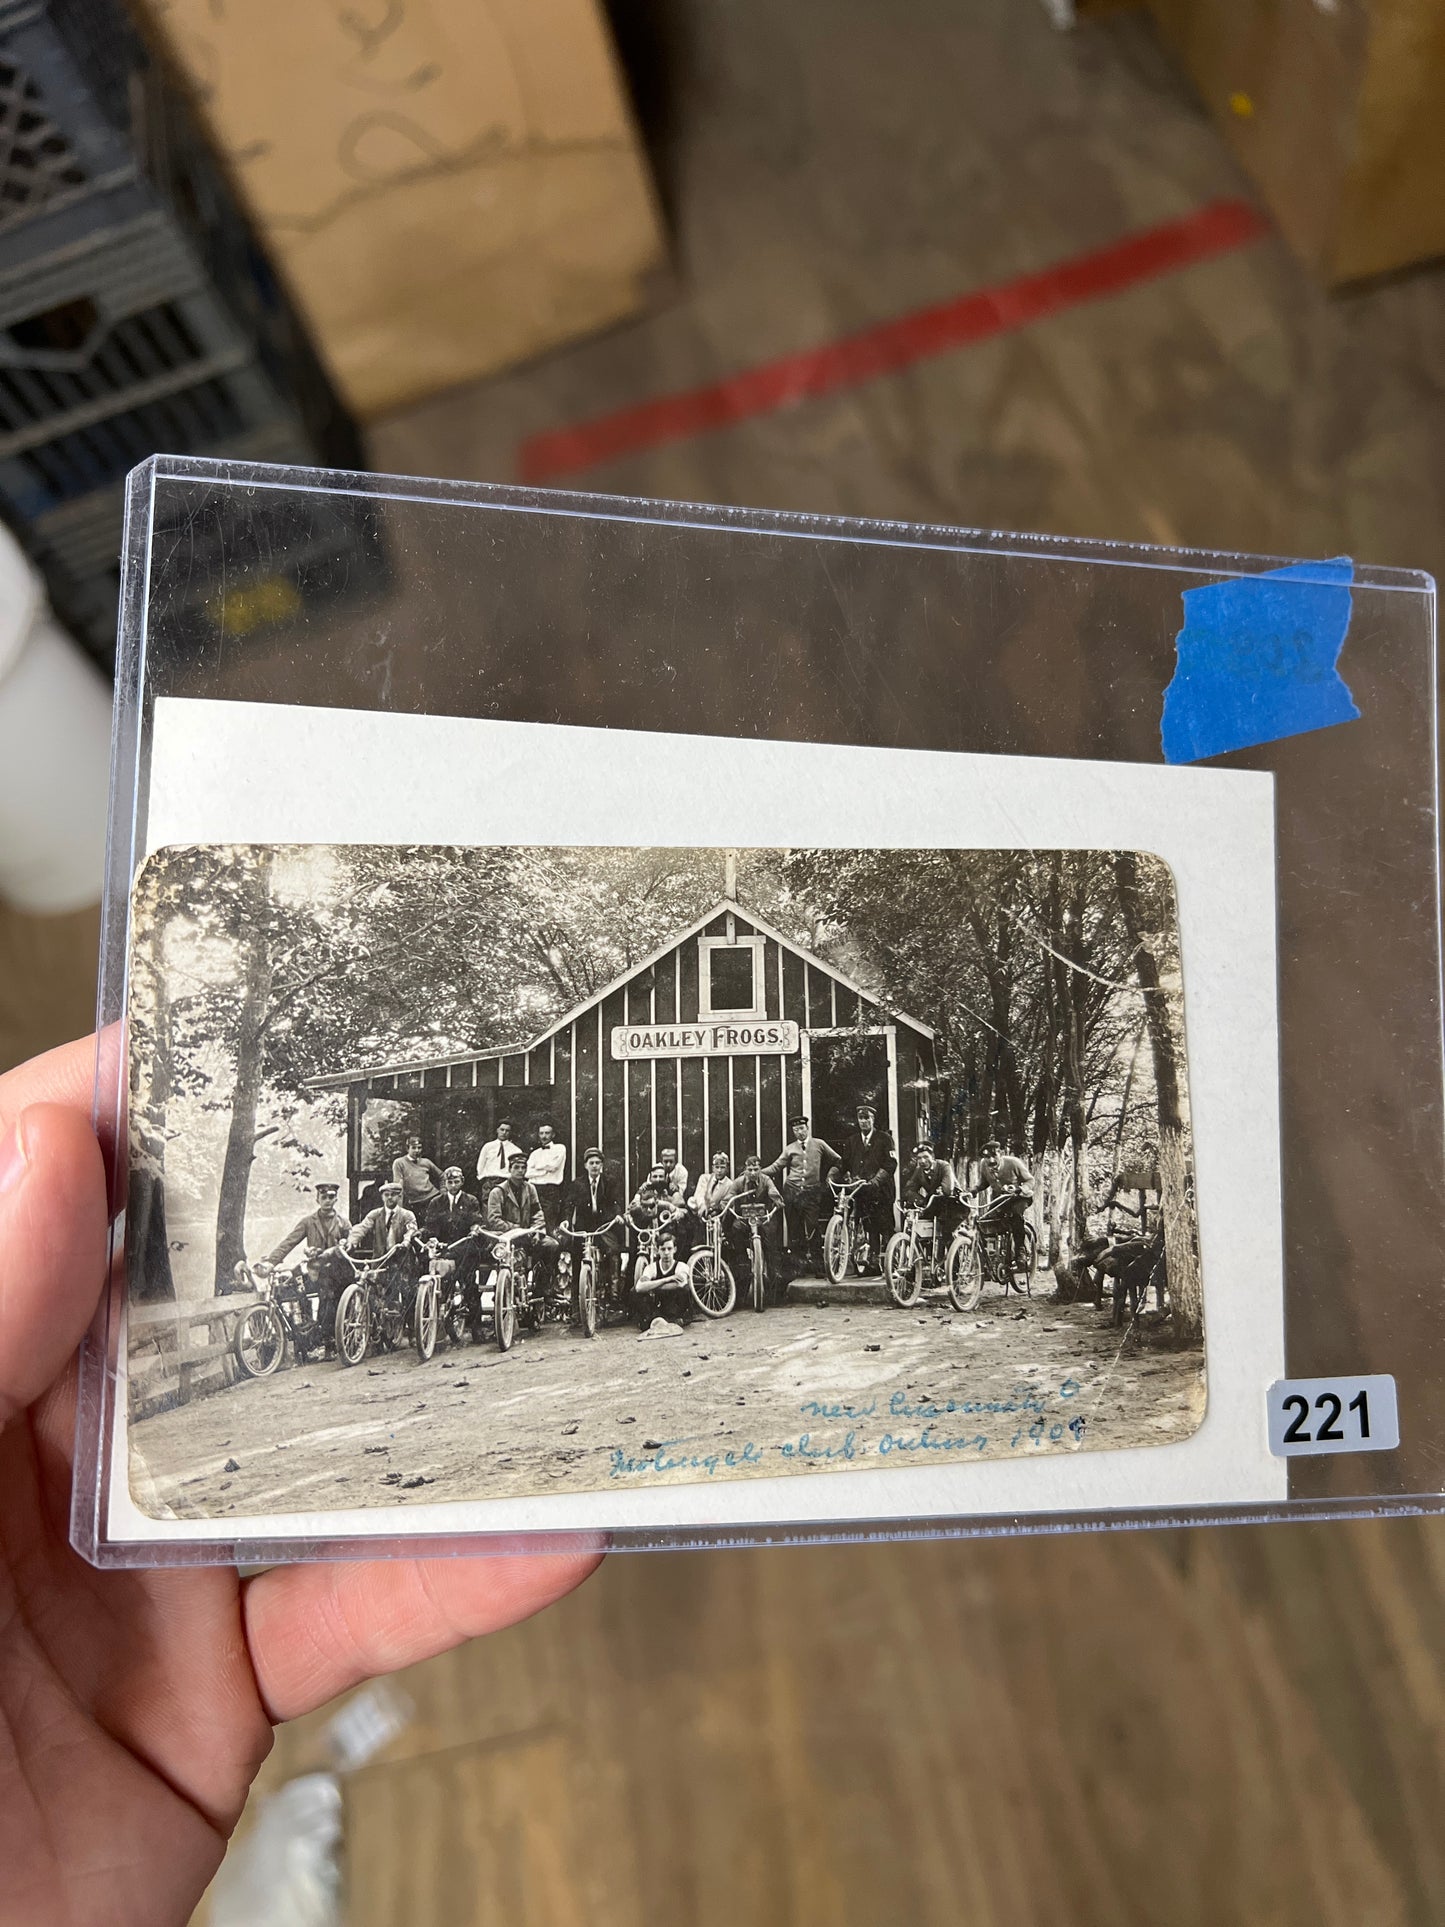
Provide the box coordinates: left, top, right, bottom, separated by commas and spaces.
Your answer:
0, 1103, 108, 1426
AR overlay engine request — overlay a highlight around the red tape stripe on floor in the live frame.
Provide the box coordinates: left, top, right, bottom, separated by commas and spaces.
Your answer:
517, 198, 1269, 484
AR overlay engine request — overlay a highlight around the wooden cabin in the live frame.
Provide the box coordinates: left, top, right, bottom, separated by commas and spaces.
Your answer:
308, 897, 938, 1212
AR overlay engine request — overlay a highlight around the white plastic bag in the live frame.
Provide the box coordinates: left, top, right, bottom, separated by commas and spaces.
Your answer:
207, 1773, 344, 1927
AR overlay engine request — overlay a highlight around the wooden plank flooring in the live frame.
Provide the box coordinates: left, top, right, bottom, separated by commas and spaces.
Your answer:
213, 1523, 1442, 1925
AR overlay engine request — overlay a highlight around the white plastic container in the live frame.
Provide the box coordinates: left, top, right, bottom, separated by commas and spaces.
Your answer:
0, 525, 112, 912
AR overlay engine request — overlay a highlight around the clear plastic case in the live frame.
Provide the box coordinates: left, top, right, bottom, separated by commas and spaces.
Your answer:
74, 454, 1442, 1566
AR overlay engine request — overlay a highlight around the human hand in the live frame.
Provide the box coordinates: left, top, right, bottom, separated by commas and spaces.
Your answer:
0, 1034, 600, 1927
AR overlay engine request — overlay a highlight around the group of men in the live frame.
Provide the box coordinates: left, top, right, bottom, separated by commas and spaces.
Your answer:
261, 1106, 1036, 1315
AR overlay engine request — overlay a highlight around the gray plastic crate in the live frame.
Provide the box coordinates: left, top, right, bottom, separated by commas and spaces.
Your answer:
0, 0, 362, 663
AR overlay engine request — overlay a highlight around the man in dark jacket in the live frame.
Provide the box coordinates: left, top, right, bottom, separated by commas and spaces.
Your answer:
568, 1148, 624, 1237
904, 1140, 965, 1245
565, 1146, 625, 1298
422, 1166, 490, 1320
423, 1166, 484, 1242
835, 1100, 897, 1249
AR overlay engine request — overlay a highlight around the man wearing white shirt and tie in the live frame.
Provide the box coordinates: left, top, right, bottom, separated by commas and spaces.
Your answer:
476, 1117, 522, 1186
527, 1121, 568, 1231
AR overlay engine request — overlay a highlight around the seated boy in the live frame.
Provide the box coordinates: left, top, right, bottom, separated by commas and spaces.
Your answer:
629, 1223, 692, 1329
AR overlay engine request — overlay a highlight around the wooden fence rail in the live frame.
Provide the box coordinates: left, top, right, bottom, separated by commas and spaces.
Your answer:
128, 1293, 259, 1417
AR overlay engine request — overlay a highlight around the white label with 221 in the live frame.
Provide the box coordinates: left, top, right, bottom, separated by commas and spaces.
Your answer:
1266, 1375, 1399, 1457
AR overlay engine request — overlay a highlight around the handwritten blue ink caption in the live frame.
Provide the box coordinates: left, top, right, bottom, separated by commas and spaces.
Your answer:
607, 1378, 1088, 1478
1161, 556, 1358, 764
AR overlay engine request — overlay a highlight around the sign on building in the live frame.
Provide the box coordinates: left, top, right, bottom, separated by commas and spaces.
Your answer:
611, 1019, 801, 1060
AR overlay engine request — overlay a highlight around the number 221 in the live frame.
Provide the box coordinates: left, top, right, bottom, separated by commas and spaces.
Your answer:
1281, 1388, 1371, 1445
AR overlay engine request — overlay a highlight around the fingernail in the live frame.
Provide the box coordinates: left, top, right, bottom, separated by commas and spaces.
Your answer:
0, 1117, 28, 1201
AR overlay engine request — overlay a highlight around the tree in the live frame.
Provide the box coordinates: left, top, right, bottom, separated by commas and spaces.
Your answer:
1113, 851, 1201, 1346
127, 868, 178, 1304
146, 844, 811, 1293
147, 844, 536, 1290
513, 847, 803, 1012
782, 846, 1153, 1269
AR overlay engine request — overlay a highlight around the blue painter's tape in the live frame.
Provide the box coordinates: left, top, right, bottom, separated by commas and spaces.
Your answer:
1160, 556, 1359, 764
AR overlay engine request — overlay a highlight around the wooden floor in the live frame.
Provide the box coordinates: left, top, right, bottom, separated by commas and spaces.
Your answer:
5, 0, 1445, 1918
221, 1522, 1445, 1926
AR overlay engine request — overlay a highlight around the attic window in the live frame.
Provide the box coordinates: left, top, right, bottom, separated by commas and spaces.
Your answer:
698, 935, 765, 1020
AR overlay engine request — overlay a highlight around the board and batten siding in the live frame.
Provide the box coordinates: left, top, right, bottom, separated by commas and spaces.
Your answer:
338, 907, 935, 1206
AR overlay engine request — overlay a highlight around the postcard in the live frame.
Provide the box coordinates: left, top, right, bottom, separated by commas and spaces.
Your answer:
106, 701, 1285, 1546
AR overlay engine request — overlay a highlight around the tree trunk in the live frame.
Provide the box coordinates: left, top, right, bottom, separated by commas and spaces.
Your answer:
1109, 1016, 1147, 1203
214, 864, 276, 1290
130, 915, 176, 1303
1029, 1153, 1048, 1259
1052, 877, 1090, 1250
1114, 852, 1202, 1345
957, 869, 1025, 1146
1045, 1140, 1066, 1267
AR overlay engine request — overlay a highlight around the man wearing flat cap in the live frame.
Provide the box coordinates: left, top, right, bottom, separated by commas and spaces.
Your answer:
423, 1166, 491, 1321
487, 1149, 561, 1298
265, 1180, 351, 1266
766, 1114, 842, 1269
346, 1180, 417, 1257
423, 1165, 485, 1243
565, 1146, 625, 1302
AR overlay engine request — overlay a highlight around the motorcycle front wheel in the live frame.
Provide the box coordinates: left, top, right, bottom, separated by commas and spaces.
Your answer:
413, 1276, 439, 1361
946, 1231, 984, 1311
577, 1257, 599, 1338
234, 1303, 285, 1378
494, 1266, 517, 1352
823, 1213, 850, 1284
884, 1233, 923, 1308
335, 1283, 370, 1366
750, 1242, 766, 1313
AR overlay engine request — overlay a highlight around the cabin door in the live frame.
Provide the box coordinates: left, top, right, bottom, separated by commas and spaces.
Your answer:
802, 1029, 896, 1155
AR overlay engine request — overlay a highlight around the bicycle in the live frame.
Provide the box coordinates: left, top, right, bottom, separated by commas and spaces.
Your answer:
333, 1238, 425, 1367
557, 1216, 625, 1339
726, 1195, 782, 1313
683, 1209, 739, 1319
823, 1176, 885, 1283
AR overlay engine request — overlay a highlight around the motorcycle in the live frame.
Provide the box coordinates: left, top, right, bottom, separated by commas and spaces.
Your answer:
229, 1256, 333, 1377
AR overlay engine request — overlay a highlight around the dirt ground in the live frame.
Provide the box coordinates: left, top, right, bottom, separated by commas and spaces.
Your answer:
129, 1279, 1206, 1520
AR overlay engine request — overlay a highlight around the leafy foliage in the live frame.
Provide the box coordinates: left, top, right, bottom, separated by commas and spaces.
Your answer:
132, 842, 1191, 1299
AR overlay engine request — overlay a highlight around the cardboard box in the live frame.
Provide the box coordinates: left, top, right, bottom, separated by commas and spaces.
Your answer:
1149, 0, 1445, 283
138, 0, 666, 415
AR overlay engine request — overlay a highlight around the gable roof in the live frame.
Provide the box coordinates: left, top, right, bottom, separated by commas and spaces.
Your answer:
528, 896, 934, 1046
306, 894, 934, 1091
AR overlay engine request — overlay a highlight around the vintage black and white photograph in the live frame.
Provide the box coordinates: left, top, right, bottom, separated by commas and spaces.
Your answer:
123, 839, 1204, 1522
